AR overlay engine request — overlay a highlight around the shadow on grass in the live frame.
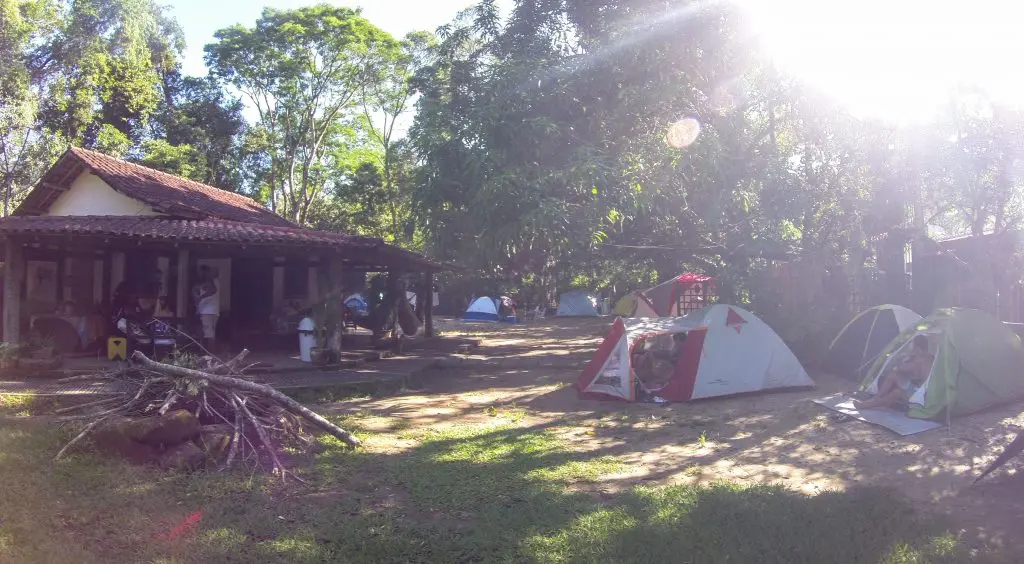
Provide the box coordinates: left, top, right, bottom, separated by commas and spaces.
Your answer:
0, 419, 1009, 563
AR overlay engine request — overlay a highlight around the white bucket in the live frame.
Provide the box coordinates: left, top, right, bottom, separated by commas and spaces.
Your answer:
298, 317, 316, 362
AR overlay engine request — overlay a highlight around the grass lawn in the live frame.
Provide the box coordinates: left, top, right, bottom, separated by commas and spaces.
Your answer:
0, 394, 1002, 563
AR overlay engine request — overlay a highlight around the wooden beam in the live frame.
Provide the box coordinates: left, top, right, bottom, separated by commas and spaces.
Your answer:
40, 181, 71, 192
4, 240, 24, 344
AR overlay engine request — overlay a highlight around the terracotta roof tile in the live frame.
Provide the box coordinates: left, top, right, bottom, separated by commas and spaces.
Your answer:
67, 147, 292, 226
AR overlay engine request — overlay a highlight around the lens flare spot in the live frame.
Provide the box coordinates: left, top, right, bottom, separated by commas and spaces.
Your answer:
666, 118, 701, 148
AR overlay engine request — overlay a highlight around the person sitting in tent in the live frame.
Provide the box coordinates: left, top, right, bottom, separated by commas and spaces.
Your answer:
854, 335, 933, 411
633, 332, 688, 395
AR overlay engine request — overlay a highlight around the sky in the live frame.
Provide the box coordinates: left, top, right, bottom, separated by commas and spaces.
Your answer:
164, 0, 1024, 126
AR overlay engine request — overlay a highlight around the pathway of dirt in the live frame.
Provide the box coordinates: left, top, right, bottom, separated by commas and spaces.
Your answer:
329, 317, 1024, 553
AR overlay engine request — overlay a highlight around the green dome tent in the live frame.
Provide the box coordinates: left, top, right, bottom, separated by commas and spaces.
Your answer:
860, 309, 1024, 420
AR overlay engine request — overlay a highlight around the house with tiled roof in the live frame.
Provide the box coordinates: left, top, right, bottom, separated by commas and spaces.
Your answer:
0, 147, 439, 350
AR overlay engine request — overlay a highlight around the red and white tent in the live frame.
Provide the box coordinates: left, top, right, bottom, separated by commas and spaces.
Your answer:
577, 304, 813, 402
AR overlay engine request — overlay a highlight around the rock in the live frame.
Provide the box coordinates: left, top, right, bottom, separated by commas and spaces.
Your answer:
195, 424, 234, 462
118, 409, 201, 447
159, 441, 206, 470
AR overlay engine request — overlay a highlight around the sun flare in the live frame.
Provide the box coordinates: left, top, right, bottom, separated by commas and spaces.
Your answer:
737, 0, 1024, 123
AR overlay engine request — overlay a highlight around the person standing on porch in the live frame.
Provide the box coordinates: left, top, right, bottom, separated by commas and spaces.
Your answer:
193, 266, 220, 351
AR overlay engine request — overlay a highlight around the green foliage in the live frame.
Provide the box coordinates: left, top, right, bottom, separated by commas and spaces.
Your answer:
137, 139, 208, 181
150, 73, 247, 190
93, 123, 131, 157
41, 0, 184, 144
408, 0, 1024, 324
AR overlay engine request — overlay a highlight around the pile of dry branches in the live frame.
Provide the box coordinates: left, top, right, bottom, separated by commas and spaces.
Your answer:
55, 349, 360, 481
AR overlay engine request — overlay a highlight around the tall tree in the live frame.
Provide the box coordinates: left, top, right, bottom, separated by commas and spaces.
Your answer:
0, 0, 57, 214
0, 0, 184, 214
361, 30, 433, 241
205, 5, 399, 224
39, 0, 184, 146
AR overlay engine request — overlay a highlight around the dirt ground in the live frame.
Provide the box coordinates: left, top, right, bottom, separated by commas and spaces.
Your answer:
329, 317, 1024, 553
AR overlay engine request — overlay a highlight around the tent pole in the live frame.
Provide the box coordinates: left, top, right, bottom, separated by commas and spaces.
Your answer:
860, 310, 882, 365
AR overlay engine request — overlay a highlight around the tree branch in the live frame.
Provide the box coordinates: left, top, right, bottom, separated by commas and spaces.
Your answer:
130, 351, 360, 447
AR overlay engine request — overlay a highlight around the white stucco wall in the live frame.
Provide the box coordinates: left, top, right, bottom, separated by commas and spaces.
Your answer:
47, 172, 161, 216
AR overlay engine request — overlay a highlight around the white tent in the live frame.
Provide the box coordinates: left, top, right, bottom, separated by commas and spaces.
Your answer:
577, 304, 813, 402
462, 296, 499, 322
557, 290, 600, 317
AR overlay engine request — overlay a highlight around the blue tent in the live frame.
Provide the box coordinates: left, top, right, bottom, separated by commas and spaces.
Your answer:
344, 293, 369, 315
463, 296, 499, 322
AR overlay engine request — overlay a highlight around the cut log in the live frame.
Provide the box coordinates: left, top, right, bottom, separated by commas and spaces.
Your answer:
195, 424, 234, 462
117, 409, 201, 447
91, 417, 162, 465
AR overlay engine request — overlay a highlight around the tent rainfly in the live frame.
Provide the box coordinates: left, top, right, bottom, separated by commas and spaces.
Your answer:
861, 308, 1024, 420
557, 290, 600, 317
577, 304, 813, 402
462, 296, 499, 322
825, 305, 922, 380
642, 273, 714, 317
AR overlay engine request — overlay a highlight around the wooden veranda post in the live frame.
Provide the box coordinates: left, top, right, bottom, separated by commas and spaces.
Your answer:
424, 271, 434, 337
3, 239, 23, 344
327, 256, 344, 357
175, 248, 190, 325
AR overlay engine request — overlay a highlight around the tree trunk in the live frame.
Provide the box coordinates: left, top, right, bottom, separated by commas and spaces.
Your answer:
326, 257, 344, 359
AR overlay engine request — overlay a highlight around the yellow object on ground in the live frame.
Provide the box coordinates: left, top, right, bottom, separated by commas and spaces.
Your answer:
107, 337, 127, 360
